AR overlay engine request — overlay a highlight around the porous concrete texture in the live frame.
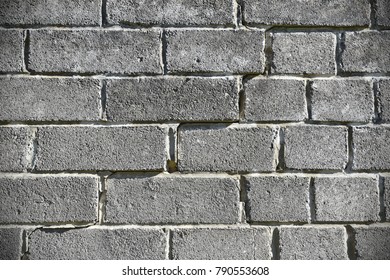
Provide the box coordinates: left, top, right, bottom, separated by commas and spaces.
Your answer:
107, 0, 234, 26
279, 226, 348, 260
0, 126, 30, 172
245, 176, 310, 222
354, 225, 390, 260
106, 77, 238, 122
0, 77, 101, 121
284, 125, 348, 170
105, 175, 239, 224
314, 177, 380, 222
34, 126, 167, 171
0, 0, 101, 26
384, 177, 390, 222
29, 30, 161, 74
166, 30, 265, 74
377, 0, 390, 27
171, 228, 272, 260
341, 32, 390, 73
0, 176, 98, 223
272, 32, 335, 74
0, 30, 23, 72
29, 228, 167, 260
243, 78, 306, 122
242, 0, 370, 26
352, 127, 390, 170
178, 125, 276, 172
378, 79, 390, 122
311, 79, 374, 122
0, 228, 23, 260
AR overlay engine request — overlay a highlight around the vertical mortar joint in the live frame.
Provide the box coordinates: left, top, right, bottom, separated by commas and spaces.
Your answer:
373, 79, 382, 124
369, 0, 378, 29
101, 0, 108, 27
271, 227, 280, 260
23, 30, 30, 73
305, 80, 313, 121
100, 79, 108, 121
264, 31, 274, 76
98, 173, 110, 224
26, 127, 38, 172
346, 225, 357, 260
239, 175, 248, 223
275, 127, 285, 172
309, 177, 316, 223
345, 126, 354, 173
335, 32, 346, 75
161, 30, 168, 75
379, 176, 386, 222
166, 126, 178, 173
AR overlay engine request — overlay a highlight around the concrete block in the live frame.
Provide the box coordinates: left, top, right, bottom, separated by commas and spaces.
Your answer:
377, 0, 390, 27
354, 225, 390, 259
0, 126, 30, 172
0, 30, 23, 72
378, 79, 390, 123
0, 228, 23, 260
384, 176, 390, 221
106, 77, 238, 122
171, 228, 272, 259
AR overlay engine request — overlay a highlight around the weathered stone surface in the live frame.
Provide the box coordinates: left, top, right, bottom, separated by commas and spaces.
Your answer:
106, 77, 238, 122
171, 228, 272, 259
29, 228, 167, 259
245, 176, 309, 222
272, 32, 335, 75
379, 79, 390, 123
107, 0, 234, 26
384, 176, 390, 221
354, 225, 390, 259
279, 226, 348, 260
34, 126, 167, 171
244, 78, 307, 122
377, 0, 390, 27
0, 228, 23, 260
29, 30, 161, 74
166, 30, 265, 74
0, 127, 30, 172
0, 30, 23, 72
178, 125, 276, 172
0, 77, 100, 121
311, 79, 374, 122
284, 125, 348, 170
0, 175, 98, 223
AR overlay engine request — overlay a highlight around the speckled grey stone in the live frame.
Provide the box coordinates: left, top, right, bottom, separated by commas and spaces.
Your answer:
0, 228, 23, 260
377, 0, 390, 27
379, 79, 390, 123
354, 225, 390, 260
384, 176, 390, 221
0, 126, 30, 172
171, 228, 272, 260
0, 30, 23, 72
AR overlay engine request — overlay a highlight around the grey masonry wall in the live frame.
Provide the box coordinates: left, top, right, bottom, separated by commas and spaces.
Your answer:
0, 0, 389, 260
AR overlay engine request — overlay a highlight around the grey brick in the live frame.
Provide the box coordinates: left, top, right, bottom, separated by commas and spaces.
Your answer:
341, 32, 390, 73
107, 0, 233, 26
166, 30, 264, 74
243, 0, 370, 26
0, 0, 100, 26
245, 176, 309, 222
244, 78, 306, 122
106, 176, 239, 224
29, 30, 161, 74
385, 177, 390, 221
354, 225, 390, 260
171, 228, 271, 260
29, 228, 166, 260
314, 177, 380, 222
0, 127, 30, 172
178, 125, 276, 172
284, 125, 348, 170
0, 77, 100, 122
0, 228, 23, 260
0, 175, 98, 223
352, 127, 390, 170
0, 30, 23, 72
272, 33, 336, 75
311, 79, 374, 122
279, 226, 348, 260
35, 126, 166, 171
379, 79, 390, 123
377, 0, 390, 27
106, 77, 238, 122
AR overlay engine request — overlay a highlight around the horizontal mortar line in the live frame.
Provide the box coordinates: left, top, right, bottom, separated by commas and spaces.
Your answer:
248, 24, 371, 32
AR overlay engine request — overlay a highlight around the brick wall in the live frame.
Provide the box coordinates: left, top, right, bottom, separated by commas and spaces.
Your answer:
0, 0, 389, 260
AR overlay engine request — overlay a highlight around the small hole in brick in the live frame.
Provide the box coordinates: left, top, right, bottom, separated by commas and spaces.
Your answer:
138, 57, 144, 62
195, 58, 201, 63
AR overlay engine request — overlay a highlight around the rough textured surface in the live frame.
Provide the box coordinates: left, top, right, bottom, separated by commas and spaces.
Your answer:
0, 126, 30, 172
354, 225, 390, 260
178, 125, 276, 172
352, 127, 390, 170
379, 79, 390, 122
242, 0, 370, 26
311, 79, 374, 122
171, 228, 272, 260
29, 228, 166, 260
106, 77, 238, 122
385, 177, 390, 222
341, 32, 390, 73
0, 176, 98, 223
244, 78, 306, 122
272, 33, 335, 74
0, 77, 100, 121
29, 30, 161, 74
284, 125, 348, 170
245, 176, 309, 222
34, 126, 166, 171
166, 30, 264, 74
279, 226, 348, 260
0, 30, 23, 72
314, 177, 380, 222
0, 0, 101, 26
0, 228, 23, 260
105, 176, 240, 224
377, 0, 390, 27
107, 0, 234, 26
